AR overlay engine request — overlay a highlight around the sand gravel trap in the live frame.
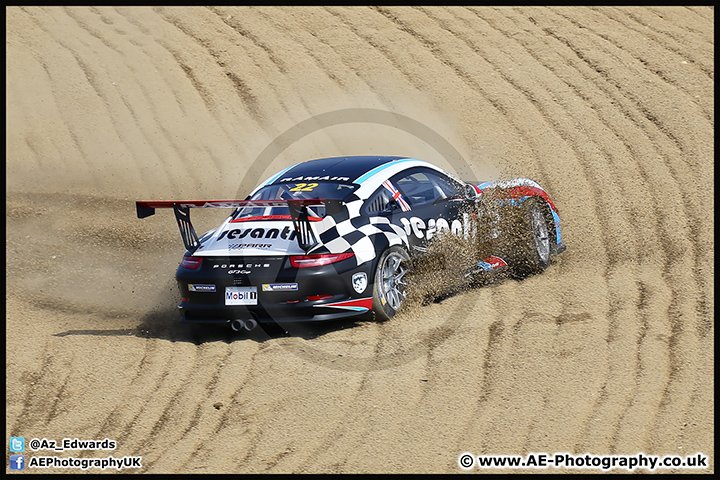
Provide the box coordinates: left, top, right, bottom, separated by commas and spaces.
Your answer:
6, 6, 713, 474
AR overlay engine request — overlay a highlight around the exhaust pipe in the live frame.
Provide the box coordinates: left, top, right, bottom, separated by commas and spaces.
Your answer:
230, 317, 258, 332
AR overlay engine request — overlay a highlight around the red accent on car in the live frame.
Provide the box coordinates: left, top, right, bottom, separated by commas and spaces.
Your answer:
497, 185, 558, 212
323, 298, 374, 310
180, 256, 203, 269
483, 255, 508, 269
306, 294, 334, 301
290, 252, 355, 268
230, 215, 322, 223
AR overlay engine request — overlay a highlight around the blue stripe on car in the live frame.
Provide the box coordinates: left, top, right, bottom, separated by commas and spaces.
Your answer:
353, 158, 419, 185
551, 209, 562, 244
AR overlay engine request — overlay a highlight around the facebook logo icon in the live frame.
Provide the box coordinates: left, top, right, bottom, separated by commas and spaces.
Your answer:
10, 454, 25, 470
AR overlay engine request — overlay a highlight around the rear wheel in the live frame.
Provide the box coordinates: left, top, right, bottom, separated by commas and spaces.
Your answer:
372, 246, 410, 322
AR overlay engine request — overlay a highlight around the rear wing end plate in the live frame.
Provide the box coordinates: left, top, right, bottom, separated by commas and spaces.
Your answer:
135, 199, 343, 254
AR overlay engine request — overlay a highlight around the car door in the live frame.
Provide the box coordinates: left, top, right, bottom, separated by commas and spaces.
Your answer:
389, 167, 469, 255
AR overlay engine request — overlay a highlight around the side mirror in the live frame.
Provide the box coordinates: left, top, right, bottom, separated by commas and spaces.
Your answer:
465, 184, 477, 199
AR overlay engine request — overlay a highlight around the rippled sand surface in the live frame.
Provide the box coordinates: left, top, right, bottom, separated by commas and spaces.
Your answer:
6, 6, 713, 473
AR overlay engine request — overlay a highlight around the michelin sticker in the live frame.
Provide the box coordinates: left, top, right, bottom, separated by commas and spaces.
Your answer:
352, 272, 368, 294
189, 284, 216, 292
262, 283, 299, 292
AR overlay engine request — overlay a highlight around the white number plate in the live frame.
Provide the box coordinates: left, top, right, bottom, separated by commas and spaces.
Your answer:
225, 286, 258, 305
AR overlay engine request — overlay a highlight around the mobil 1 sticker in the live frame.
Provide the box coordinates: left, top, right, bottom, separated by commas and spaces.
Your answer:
225, 286, 258, 305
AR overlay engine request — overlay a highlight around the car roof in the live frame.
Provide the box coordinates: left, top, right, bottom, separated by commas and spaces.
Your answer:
268, 156, 409, 185
252, 155, 456, 201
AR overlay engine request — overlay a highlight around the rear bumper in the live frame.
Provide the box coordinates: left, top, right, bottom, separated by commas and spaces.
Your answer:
176, 255, 374, 324
178, 301, 371, 324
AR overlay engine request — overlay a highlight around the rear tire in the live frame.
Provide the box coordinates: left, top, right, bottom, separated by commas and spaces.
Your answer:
372, 246, 410, 322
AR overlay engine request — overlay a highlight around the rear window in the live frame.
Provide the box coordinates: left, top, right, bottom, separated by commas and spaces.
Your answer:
232, 182, 357, 221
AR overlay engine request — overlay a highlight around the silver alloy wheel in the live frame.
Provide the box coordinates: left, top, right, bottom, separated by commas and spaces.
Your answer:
531, 206, 551, 265
379, 251, 408, 311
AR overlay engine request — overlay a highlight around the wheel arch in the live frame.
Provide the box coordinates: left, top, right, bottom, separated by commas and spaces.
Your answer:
526, 195, 559, 248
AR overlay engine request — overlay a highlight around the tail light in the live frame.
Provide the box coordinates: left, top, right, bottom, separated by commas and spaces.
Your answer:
290, 252, 354, 268
180, 256, 203, 269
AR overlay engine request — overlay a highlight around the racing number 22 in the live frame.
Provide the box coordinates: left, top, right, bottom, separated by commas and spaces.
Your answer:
289, 183, 318, 192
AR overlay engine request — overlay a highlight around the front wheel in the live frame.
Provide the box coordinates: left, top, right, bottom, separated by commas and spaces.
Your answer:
503, 198, 552, 278
372, 246, 411, 322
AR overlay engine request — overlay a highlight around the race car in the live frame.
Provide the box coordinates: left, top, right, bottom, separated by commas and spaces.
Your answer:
137, 156, 566, 331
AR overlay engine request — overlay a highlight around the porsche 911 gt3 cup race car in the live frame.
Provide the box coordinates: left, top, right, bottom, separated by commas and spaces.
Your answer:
137, 156, 566, 331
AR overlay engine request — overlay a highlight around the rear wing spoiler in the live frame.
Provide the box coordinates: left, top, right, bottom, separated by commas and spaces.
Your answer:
136, 199, 343, 254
